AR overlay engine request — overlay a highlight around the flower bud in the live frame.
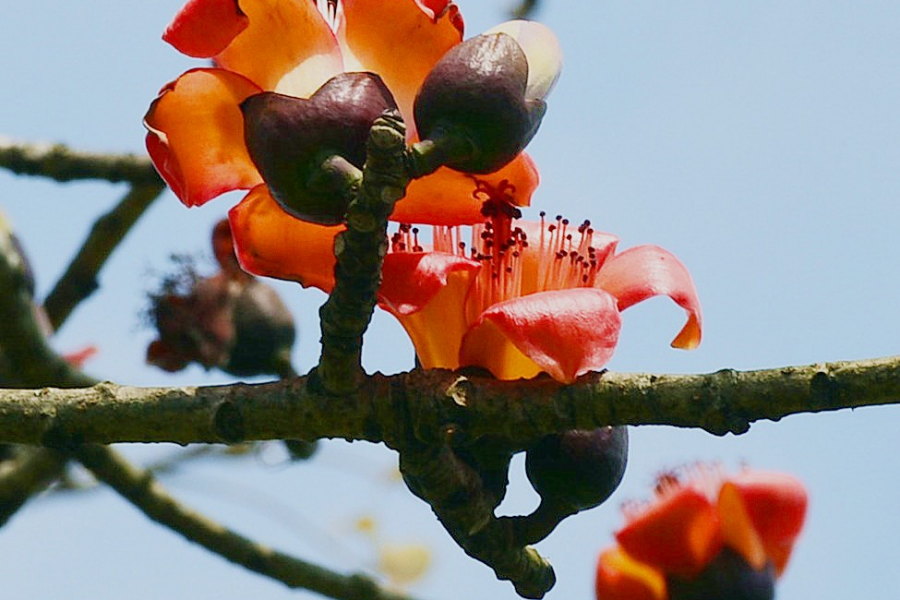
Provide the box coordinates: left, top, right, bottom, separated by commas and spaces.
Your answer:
525, 426, 628, 514
484, 20, 563, 101
241, 72, 397, 225
283, 439, 319, 461
224, 278, 296, 376
413, 21, 561, 174
667, 548, 775, 600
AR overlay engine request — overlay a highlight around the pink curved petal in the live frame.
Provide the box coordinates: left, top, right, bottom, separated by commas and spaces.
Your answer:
163, 0, 249, 58
216, 0, 343, 96
338, 0, 463, 126
393, 153, 539, 225
595, 245, 702, 350
144, 68, 263, 207
229, 185, 342, 291
379, 252, 480, 315
459, 288, 621, 383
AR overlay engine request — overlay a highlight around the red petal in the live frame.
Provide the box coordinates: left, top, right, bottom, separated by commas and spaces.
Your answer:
215, 0, 343, 96
727, 471, 808, 576
62, 345, 99, 368
144, 68, 263, 207
228, 185, 342, 290
595, 547, 667, 600
393, 153, 539, 225
595, 245, 702, 350
338, 0, 463, 126
459, 288, 621, 383
616, 486, 722, 578
163, 0, 249, 58
381, 254, 479, 370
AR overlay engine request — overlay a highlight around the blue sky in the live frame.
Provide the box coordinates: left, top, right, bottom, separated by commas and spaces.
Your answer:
1, 0, 899, 598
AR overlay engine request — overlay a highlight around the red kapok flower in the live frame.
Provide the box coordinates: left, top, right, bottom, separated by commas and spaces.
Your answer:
230, 183, 702, 384
379, 191, 702, 383
144, 0, 540, 225
595, 466, 808, 600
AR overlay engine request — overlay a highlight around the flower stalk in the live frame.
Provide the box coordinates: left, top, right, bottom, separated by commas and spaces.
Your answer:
314, 110, 411, 394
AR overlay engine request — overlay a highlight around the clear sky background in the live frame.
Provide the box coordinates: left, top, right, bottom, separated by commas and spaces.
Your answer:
1, 0, 899, 598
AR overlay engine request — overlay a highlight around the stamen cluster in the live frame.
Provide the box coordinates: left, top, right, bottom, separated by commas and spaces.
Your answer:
391, 180, 611, 316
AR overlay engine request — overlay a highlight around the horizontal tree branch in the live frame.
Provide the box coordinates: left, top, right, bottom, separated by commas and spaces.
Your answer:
0, 355, 896, 448
0, 136, 161, 186
75, 444, 424, 600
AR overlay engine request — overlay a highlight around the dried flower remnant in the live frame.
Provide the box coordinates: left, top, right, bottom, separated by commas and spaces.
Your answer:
146, 220, 295, 377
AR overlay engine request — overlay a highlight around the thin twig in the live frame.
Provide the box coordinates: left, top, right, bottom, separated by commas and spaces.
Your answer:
511, 0, 540, 19
0, 213, 95, 387
43, 182, 165, 329
0, 213, 99, 522
0, 447, 67, 525
74, 444, 425, 600
0, 137, 161, 186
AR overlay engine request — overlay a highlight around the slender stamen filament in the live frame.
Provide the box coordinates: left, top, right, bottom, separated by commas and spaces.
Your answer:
315, 0, 339, 30
390, 184, 609, 318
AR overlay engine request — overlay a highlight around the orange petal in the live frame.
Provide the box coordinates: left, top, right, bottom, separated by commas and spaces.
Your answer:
145, 68, 263, 207
393, 153, 539, 225
215, 0, 343, 96
595, 547, 667, 600
163, 0, 249, 58
228, 185, 341, 290
594, 245, 702, 350
338, 0, 463, 126
718, 482, 768, 572
381, 255, 478, 370
727, 471, 808, 576
459, 288, 621, 383
616, 486, 722, 578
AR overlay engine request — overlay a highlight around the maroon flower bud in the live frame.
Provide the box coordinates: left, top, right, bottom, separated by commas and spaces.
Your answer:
241, 72, 397, 225
413, 21, 561, 174
525, 426, 628, 514
224, 278, 295, 377
668, 548, 775, 600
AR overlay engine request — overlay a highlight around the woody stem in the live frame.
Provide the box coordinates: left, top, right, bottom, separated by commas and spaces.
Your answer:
314, 110, 411, 395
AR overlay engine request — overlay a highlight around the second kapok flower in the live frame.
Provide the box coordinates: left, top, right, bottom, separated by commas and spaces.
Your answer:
144, 0, 557, 226
595, 466, 808, 600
